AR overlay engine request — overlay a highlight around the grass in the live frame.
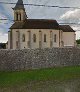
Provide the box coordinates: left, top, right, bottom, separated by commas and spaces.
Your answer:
0, 66, 80, 87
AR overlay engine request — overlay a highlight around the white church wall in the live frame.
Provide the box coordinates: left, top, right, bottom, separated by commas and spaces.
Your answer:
11, 29, 60, 49
63, 32, 75, 47
12, 29, 18, 49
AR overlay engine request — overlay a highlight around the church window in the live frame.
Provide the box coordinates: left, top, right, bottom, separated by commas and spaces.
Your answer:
39, 30, 42, 41
19, 13, 21, 21
22, 34, 25, 42
16, 13, 18, 21
50, 31, 53, 47
44, 34, 46, 42
33, 34, 36, 42
39, 31, 42, 48
54, 34, 57, 42
28, 31, 30, 41
27, 31, 31, 48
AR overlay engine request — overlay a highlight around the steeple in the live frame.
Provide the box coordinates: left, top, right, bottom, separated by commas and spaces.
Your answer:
13, 0, 27, 22
13, 0, 25, 10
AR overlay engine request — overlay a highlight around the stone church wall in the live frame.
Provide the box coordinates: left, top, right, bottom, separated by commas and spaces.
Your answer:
0, 48, 80, 71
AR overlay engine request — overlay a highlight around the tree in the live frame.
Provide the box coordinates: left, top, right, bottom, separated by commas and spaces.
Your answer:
76, 39, 80, 44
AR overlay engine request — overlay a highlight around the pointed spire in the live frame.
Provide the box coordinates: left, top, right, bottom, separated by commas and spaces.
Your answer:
13, 0, 25, 10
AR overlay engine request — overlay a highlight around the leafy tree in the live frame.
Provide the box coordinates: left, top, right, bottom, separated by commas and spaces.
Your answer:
76, 39, 80, 44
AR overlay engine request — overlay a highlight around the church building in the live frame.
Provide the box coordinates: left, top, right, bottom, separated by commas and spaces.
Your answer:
8, 0, 76, 49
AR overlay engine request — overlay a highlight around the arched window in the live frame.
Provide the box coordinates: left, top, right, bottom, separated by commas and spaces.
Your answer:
19, 13, 21, 21
33, 34, 36, 42
22, 34, 25, 42
39, 31, 42, 48
44, 34, 46, 42
16, 13, 18, 21
54, 34, 56, 42
39, 30, 42, 41
50, 31, 53, 47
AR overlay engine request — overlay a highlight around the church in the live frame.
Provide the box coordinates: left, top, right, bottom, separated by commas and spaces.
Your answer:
8, 0, 76, 49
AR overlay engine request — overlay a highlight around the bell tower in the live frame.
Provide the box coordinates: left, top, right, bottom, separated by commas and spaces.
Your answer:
13, 0, 27, 22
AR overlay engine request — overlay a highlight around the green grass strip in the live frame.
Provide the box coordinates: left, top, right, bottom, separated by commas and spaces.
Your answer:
0, 66, 80, 87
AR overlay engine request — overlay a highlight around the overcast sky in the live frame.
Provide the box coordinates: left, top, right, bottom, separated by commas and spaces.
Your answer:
0, 0, 80, 42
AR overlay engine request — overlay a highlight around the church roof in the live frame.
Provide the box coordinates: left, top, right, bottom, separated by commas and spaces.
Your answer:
60, 25, 75, 32
13, 0, 25, 10
10, 19, 60, 29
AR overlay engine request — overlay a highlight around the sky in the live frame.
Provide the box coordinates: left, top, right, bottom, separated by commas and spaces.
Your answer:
0, 0, 80, 42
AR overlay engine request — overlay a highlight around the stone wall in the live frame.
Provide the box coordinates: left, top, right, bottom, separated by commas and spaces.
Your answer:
0, 48, 80, 71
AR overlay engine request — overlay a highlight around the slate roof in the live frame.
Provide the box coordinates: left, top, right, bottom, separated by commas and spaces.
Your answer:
10, 19, 60, 29
13, 0, 25, 10
60, 25, 75, 32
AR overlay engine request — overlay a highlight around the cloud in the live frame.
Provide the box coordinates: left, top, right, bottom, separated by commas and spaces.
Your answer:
0, 33, 8, 43
0, 13, 8, 26
71, 26, 80, 31
60, 9, 80, 20
0, 13, 7, 19
60, 9, 80, 31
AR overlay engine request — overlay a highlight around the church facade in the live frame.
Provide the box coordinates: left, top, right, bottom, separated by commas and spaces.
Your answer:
8, 0, 76, 49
